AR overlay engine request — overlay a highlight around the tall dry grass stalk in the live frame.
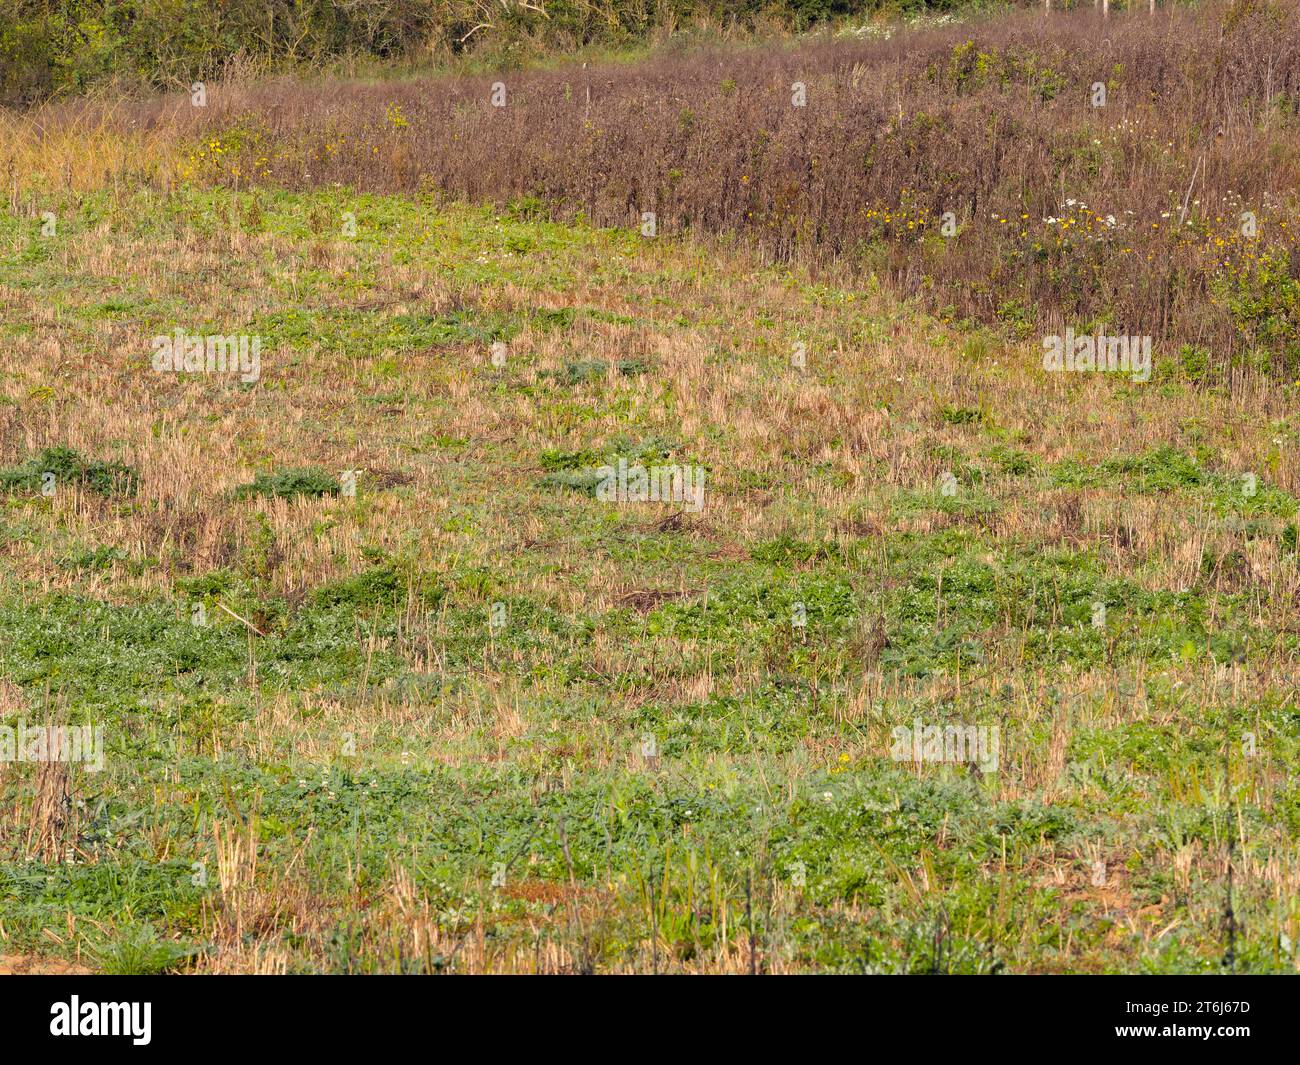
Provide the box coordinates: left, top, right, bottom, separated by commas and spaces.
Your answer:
24, 761, 74, 864
0, 103, 184, 202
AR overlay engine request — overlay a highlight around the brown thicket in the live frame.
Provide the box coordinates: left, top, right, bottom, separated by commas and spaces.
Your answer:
24, 2, 1300, 373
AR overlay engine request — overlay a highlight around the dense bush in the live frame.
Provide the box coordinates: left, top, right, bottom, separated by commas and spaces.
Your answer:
4, 0, 985, 105
0, 447, 139, 497
7, 2, 1297, 376
111, 0, 1298, 378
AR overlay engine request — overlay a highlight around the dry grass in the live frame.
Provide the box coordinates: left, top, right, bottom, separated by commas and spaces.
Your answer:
8, 3, 1295, 372
1, 6, 1299, 975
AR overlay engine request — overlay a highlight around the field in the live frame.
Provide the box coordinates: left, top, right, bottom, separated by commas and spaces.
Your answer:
1, 1, 1299, 975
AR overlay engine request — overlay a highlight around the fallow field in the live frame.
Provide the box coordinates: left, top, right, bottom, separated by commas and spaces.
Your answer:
1, 1, 1298, 974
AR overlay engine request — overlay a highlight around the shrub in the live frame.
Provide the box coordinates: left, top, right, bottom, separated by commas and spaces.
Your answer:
0, 446, 139, 497
235, 468, 341, 500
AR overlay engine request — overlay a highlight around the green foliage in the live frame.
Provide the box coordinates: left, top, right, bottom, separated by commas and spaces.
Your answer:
3, 180, 1298, 976
312, 563, 444, 610
235, 467, 341, 500
939, 404, 983, 425
544, 358, 649, 387
1214, 247, 1300, 373
539, 447, 602, 471
60, 545, 129, 572
538, 434, 683, 493
750, 535, 842, 565
540, 467, 609, 494
87, 924, 196, 976
987, 444, 1034, 475
0, 0, 938, 105
0, 446, 139, 497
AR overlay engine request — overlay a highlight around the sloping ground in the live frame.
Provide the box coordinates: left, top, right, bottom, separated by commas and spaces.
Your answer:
0, 182, 1297, 973
0, 955, 93, 975
13, 5, 1296, 374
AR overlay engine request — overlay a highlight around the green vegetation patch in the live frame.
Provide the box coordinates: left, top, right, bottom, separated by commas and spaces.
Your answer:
0, 446, 139, 498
